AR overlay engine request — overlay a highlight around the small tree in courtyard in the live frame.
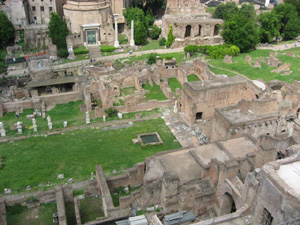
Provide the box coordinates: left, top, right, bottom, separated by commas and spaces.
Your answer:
48, 12, 69, 58
166, 24, 175, 48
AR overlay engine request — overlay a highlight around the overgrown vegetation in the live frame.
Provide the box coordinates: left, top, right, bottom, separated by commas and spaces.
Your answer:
159, 37, 166, 46
168, 78, 182, 92
80, 197, 104, 223
149, 25, 162, 39
105, 107, 119, 117
147, 53, 158, 64
166, 25, 175, 48
187, 75, 200, 82
0, 11, 15, 50
119, 34, 128, 44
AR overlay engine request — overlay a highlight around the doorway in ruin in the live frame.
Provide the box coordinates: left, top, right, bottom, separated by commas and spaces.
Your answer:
197, 25, 202, 36
220, 193, 236, 215
196, 112, 203, 120
297, 108, 300, 118
214, 24, 220, 36
185, 25, 192, 38
262, 208, 273, 225
276, 151, 285, 160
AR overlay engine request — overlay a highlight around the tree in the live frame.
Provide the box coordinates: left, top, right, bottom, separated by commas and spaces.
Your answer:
48, 12, 68, 53
0, 12, 15, 50
149, 25, 162, 39
273, 3, 300, 40
213, 2, 239, 21
285, 0, 300, 16
166, 25, 175, 48
123, 7, 145, 28
134, 20, 147, 45
131, 0, 166, 15
259, 11, 281, 43
222, 5, 259, 52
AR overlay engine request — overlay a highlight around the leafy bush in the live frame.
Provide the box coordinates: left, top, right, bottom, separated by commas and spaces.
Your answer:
58, 48, 69, 58
149, 25, 162, 39
74, 46, 89, 55
101, 45, 116, 52
159, 37, 166, 46
147, 53, 158, 64
105, 108, 118, 117
164, 56, 173, 60
119, 34, 128, 44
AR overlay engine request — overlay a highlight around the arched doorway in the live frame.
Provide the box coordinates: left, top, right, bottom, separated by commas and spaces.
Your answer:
198, 25, 202, 36
220, 193, 236, 215
185, 25, 192, 38
214, 24, 220, 36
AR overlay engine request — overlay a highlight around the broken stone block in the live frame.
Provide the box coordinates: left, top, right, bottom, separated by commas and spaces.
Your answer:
223, 55, 232, 64
245, 55, 252, 65
253, 60, 261, 68
271, 63, 291, 74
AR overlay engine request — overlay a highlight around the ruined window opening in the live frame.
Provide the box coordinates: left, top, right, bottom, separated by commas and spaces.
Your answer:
196, 112, 203, 120
262, 208, 273, 225
49, 7, 53, 12
214, 24, 220, 36
276, 151, 285, 160
41, 6, 44, 11
32, 6, 36, 11
255, 94, 259, 99
185, 25, 192, 38
297, 108, 300, 118
34, 16, 37, 20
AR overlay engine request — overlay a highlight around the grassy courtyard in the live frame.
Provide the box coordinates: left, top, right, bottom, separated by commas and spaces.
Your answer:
80, 197, 104, 223
6, 202, 57, 225
0, 118, 181, 193
168, 77, 183, 93
208, 48, 300, 83
143, 83, 168, 101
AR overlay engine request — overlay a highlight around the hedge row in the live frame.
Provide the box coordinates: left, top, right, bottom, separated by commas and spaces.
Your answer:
74, 46, 89, 55
184, 44, 240, 59
100, 45, 116, 52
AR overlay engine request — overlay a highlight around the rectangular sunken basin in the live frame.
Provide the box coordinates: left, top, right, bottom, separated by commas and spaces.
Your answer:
138, 132, 163, 146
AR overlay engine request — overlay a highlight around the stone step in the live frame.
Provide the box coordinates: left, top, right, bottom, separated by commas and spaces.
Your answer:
87, 46, 101, 58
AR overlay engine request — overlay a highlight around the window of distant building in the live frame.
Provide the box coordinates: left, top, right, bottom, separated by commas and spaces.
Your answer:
41, 6, 44, 11
49, 7, 53, 11
32, 6, 36, 11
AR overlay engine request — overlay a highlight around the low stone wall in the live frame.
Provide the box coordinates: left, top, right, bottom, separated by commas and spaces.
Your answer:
40, 91, 83, 110
56, 187, 67, 225
177, 68, 187, 85
106, 162, 145, 191
2, 100, 33, 113
96, 165, 114, 217
119, 189, 141, 209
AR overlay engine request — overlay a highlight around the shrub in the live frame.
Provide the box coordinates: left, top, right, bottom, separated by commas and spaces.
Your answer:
119, 34, 128, 44
159, 37, 166, 46
101, 45, 116, 52
58, 48, 68, 58
74, 46, 89, 55
147, 53, 158, 64
149, 25, 162, 39
105, 108, 118, 117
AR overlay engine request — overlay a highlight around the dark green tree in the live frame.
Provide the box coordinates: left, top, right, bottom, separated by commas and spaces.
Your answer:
48, 12, 68, 57
0, 12, 15, 49
273, 3, 300, 40
123, 7, 145, 28
258, 11, 281, 43
166, 25, 175, 48
134, 20, 147, 45
222, 4, 259, 52
213, 2, 239, 21
149, 25, 162, 39
285, 0, 300, 16
131, 0, 166, 15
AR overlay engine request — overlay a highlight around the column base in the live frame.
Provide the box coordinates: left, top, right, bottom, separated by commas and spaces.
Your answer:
130, 40, 135, 47
114, 41, 120, 48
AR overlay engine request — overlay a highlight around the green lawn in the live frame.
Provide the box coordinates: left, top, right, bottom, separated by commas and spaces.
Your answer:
187, 75, 200, 82
0, 118, 181, 193
208, 66, 238, 77
80, 197, 104, 223
208, 48, 300, 83
60, 53, 90, 64
111, 186, 140, 207
143, 83, 168, 101
140, 40, 164, 51
168, 77, 183, 92
120, 87, 137, 96
6, 202, 57, 225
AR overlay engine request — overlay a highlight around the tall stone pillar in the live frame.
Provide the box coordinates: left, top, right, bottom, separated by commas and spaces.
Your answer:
130, 20, 135, 46
114, 14, 120, 48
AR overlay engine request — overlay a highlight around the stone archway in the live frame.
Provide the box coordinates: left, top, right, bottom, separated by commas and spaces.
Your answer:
214, 24, 220, 36
185, 25, 192, 38
220, 193, 236, 215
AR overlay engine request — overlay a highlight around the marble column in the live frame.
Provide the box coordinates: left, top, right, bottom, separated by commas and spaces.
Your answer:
114, 14, 120, 48
130, 20, 135, 46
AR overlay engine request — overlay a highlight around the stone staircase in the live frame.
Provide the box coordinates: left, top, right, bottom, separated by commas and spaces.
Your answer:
87, 45, 102, 59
